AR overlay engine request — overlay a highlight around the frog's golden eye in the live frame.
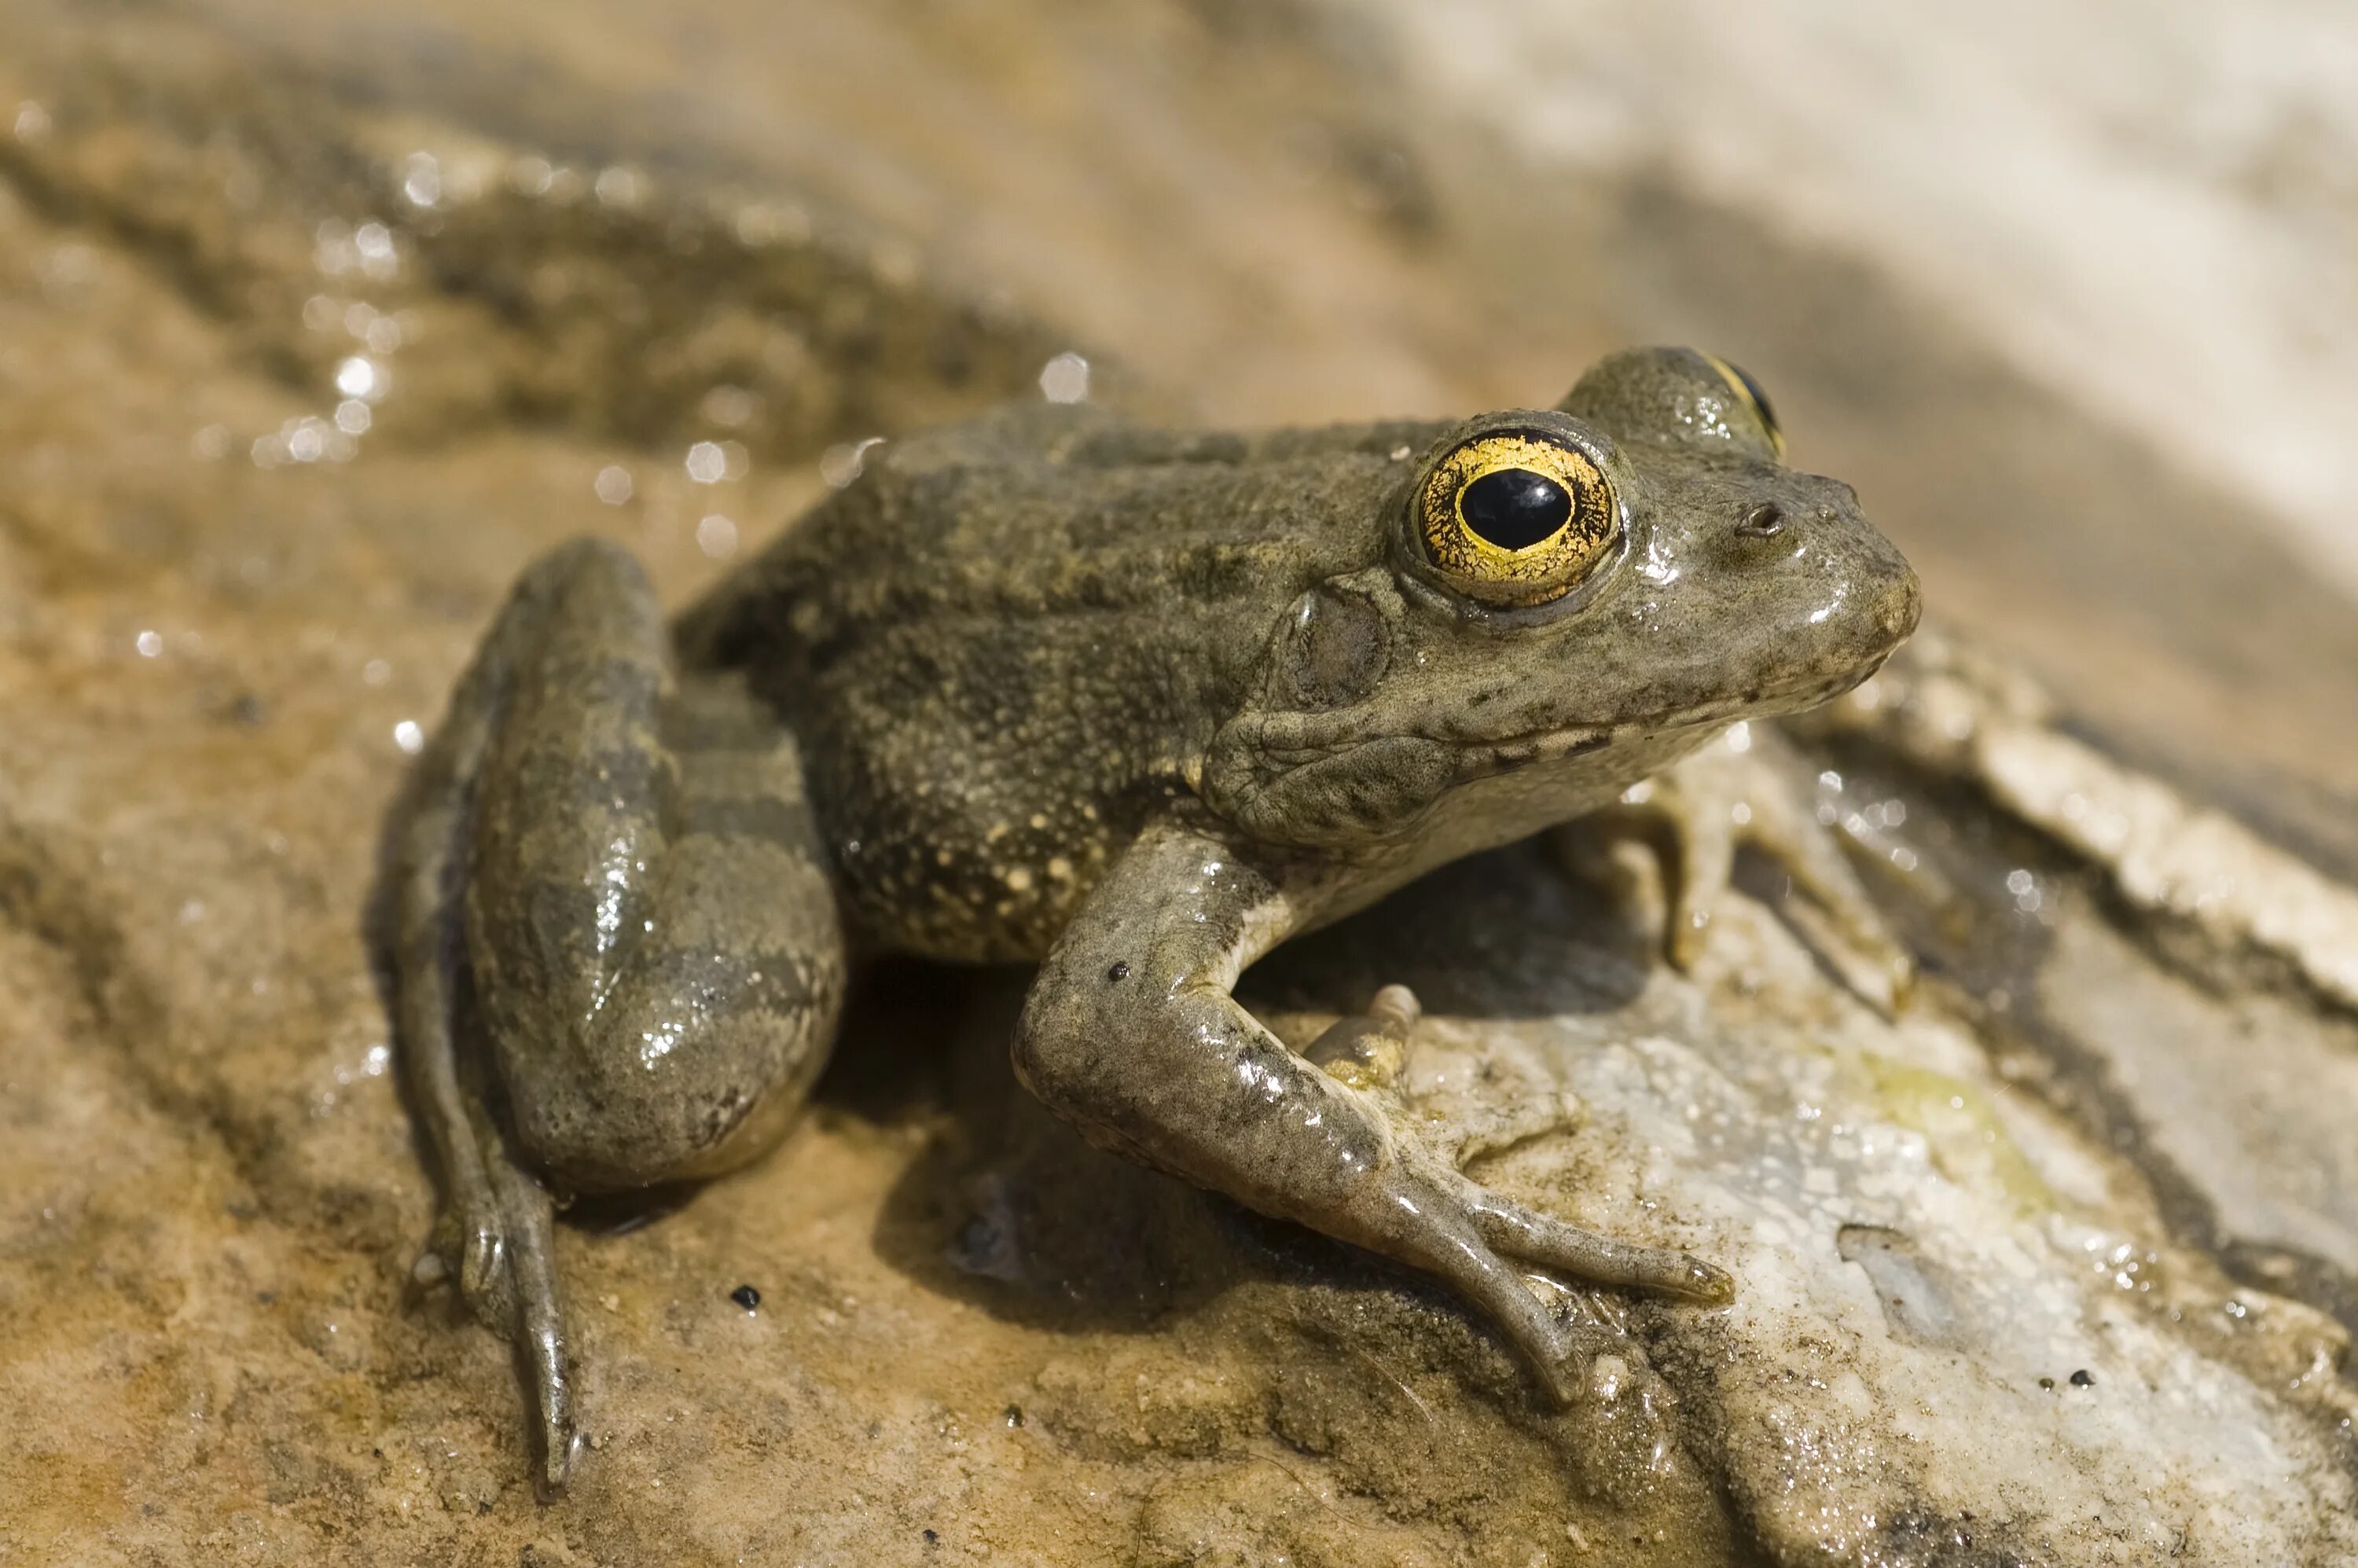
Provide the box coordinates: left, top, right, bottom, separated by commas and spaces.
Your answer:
1701, 353, 1785, 459
1416, 430, 1620, 607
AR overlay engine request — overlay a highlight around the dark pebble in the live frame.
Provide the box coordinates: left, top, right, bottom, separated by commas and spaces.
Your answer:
729, 1283, 761, 1312
1107, 961, 1129, 981
2069, 1368, 2094, 1387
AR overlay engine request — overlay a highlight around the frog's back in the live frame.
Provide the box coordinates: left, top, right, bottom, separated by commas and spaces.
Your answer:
673, 402, 1431, 961
689, 403, 1432, 633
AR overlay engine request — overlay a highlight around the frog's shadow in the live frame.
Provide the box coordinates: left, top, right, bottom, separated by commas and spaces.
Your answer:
856, 842, 1658, 1338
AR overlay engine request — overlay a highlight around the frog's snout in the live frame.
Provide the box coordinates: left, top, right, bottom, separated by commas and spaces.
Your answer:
1805, 481, 1921, 654
1879, 562, 1924, 646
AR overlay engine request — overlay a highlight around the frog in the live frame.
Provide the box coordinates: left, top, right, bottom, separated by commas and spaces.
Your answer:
392, 345, 1922, 1494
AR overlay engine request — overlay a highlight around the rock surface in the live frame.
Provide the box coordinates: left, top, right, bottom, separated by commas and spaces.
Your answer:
3, 3, 2356, 1565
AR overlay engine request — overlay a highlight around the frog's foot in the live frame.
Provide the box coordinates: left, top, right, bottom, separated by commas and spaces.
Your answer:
1569, 722, 1913, 1012
1298, 985, 1731, 1398
482, 1148, 575, 1500
411, 1103, 578, 1499
1328, 1140, 1733, 1405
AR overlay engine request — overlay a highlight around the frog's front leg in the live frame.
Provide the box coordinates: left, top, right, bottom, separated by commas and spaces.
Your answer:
1012, 823, 1730, 1402
395, 539, 845, 1493
1569, 722, 1914, 1010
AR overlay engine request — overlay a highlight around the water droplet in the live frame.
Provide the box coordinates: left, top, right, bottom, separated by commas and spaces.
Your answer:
734, 202, 813, 248
336, 356, 380, 401
696, 514, 739, 559
353, 222, 397, 280
593, 166, 644, 208
820, 437, 885, 487
1038, 351, 1090, 404
402, 152, 442, 208
700, 385, 758, 428
509, 156, 553, 197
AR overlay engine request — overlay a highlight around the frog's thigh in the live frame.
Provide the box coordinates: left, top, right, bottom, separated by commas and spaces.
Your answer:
462, 542, 847, 1195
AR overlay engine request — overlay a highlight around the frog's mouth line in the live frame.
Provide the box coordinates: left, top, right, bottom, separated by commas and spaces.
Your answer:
1239, 657, 1887, 777
1451, 661, 1883, 779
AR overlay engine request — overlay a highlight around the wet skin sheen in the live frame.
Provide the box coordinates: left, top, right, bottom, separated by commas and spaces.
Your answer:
395, 347, 1922, 1491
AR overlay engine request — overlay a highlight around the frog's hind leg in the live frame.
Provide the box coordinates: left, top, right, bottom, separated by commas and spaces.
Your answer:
395, 538, 846, 1494
393, 547, 580, 1493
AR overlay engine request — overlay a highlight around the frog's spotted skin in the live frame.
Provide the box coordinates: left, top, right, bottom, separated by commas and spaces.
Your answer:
396, 347, 1921, 1490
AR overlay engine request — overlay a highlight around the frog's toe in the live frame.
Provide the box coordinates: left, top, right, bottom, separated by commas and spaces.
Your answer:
439, 1210, 514, 1331
1871, 940, 1917, 1016
421, 1166, 578, 1492
1760, 828, 1916, 1016
1303, 983, 1421, 1089
1335, 1158, 1588, 1403
481, 1156, 578, 1496
1460, 1181, 1735, 1305
1587, 725, 1916, 1012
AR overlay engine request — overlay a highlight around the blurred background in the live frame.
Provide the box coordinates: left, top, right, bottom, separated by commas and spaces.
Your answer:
2, 0, 2352, 860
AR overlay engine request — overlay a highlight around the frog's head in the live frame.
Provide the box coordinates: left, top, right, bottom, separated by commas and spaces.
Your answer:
1201, 347, 1920, 850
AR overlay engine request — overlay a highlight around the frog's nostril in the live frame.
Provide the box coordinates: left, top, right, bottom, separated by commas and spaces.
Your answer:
1736, 501, 1783, 538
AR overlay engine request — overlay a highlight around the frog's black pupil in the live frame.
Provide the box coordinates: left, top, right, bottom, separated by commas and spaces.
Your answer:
1460, 467, 1573, 551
